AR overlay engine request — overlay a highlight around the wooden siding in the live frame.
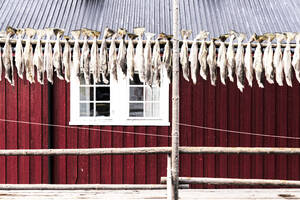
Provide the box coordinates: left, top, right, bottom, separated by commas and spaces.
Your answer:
0, 71, 300, 189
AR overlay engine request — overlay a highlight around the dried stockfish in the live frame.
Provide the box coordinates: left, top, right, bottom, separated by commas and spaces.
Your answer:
53, 28, 64, 80
161, 33, 173, 84
292, 33, 300, 83
144, 32, 155, 85
274, 33, 285, 86
217, 34, 229, 85
15, 28, 25, 79
283, 32, 296, 87
189, 33, 202, 85
226, 30, 237, 82
245, 34, 255, 87
152, 34, 162, 86
263, 33, 275, 84
235, 33, 246, 92
134, 27, 145, 82
44, 28, 54, 84
127, 33, 138, 80
34, 29, 45, 84
180, 30, 192, 82
24, 28, 36, 84
198, 31, 209, 80
253, 35, 266, 88
3, 27, 16, 85
117, 28, 127, 79
207, 38, 217, 86
109, 33, 118, 81
63, 36, 72, 82
71, 30, 81, 81
80, 28, 92, 84
90, 30, 100, 83
100, 28, 114, 83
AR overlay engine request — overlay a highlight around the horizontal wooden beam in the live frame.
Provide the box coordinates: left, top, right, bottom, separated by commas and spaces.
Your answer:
161, 177, 300, 187
0, 184, 189, 190
1, 147, 300, 156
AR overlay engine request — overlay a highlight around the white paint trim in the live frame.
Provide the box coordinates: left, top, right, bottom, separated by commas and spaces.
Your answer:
69, 120, 170, 126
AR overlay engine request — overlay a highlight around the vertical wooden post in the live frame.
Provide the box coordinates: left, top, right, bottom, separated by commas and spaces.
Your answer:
167, 154, 173, 200
172, 0, 180, 199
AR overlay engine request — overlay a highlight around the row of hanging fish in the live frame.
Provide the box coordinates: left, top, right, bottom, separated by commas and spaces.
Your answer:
182, 30, 300, 92
0, 26, 173, 87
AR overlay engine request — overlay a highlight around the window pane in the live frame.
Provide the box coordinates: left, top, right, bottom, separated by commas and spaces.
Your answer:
96, 103, 110, 116
129, 74, 143, 85
129, 103, 144, 117
145, 102, 160, 117
80, 103, 94, 116
80, 87, 94, 101
130, 87, 143, 101
145, 86, 160, 101
96, 87, 110, 101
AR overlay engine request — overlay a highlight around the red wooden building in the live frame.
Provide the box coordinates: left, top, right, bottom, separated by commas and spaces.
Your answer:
0, 0, 299, 188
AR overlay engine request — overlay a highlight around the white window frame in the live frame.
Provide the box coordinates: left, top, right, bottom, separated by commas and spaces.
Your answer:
69, 68, 170, 126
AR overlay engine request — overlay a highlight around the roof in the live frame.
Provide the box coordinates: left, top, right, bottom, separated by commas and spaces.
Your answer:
0, 0, 299, 38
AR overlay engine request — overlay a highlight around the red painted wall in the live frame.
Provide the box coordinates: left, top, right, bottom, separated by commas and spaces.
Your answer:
0, 70, 300, 188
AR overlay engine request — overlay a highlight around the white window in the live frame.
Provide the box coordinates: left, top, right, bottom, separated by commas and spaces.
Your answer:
69, 69, 170, 126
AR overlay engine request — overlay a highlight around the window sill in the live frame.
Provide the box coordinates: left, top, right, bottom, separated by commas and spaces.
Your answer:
69, 119, 170, 126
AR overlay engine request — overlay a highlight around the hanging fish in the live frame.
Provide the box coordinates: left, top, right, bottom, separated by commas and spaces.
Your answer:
117, 28, 128, 79
109, 32, 118, 81
217, 34, 229, 85
44, 28, 54, 84
245, 34, 256, 87
180, 30, 192, 82
2, 27, 16, 85
162, 34, 173, 84
198, 31, 209, 80
274, 33, 285, 86
53, 28, 64, 80
292, 33, 300, 83
90, 30, 100, 83
134, 27, 146, 82
144, 32, 155, 86
283, 32, 296, 87
15, 28, 25, 79
253, 35, 266, 88
226, 30, 237, 82
189, 33, 201, 85
71, 30, 81, 81
33, 29, 45, 84
63, 36, 72, 83
207, 38, 217, 86
24, 28, 36, 84
262, 33, 275, 84
100, 28, 114, 83
152, 34, 162, 86
127, 33, 138, 80
80, 28, 92, 84
235, 33, 246, 92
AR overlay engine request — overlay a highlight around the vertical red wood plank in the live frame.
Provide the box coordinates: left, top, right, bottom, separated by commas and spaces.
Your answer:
276, 85, 287, 180
0, 75, 5, 183
157, 126, 169, 185
227, 83, 240, 184
18, 79, 30, 184
29, 81, 42, 183
179, 76, 192, 181
264, 84, 276, 182
123, 126, 135, 184
215, 79, 228, 189
53, 79, 66, 183
287, 81, 300, 180
135, 126, 146, 184
112, 126, 123, 184
146, 126, 157, 183
42, 83, 48, 183
6, 75, 18, 183
66, 83, 77, 184
204, 81, 216, 189
239, 86, 252, 186
89, 126, 101, 184
77, 126, 89, 183
191, 78, 205, 189
100, 126, 112, 184
251, 85, 264, 180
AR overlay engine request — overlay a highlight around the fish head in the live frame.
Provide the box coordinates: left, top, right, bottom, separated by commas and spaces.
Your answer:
145, 32, 155, 40
118, 28, 128, 39
133, 27, 145, 37
36, 29, 46, 39
53, 28, 64, 38
181, 29, 192, 39
103, 28, 115, 39
284, 32, 296, 42
81, 28, 93, 38
16, 28, 25, 37
91, 30, 101, 39
218, 33, 229, 42
256, 35, 267, 43
71, 29, 81, 39
128, 33, 138, 40
25, 28, 36, 38
6, 26, 16, 36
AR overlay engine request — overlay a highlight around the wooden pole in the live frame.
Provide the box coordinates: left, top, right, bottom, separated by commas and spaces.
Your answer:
167, 154, 173, 200
172, 0, 180, 199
